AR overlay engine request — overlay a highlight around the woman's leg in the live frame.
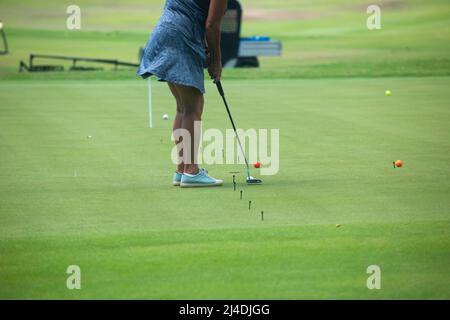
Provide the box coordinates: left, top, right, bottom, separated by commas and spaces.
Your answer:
169, 83, 204, 175
168, 83, 185, 173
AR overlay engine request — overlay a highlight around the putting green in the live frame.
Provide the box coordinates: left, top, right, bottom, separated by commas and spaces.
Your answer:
1, 0, 450, 299
0, 78, 449, 298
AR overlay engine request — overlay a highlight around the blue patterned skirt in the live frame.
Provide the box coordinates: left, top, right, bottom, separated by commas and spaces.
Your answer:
137, 7, 207, 94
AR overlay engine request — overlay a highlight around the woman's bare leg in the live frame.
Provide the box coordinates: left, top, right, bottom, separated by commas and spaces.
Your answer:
168, 83, 185, 173
169, 83, 204, 175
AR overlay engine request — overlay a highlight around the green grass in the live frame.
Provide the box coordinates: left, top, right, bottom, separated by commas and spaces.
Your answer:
2, 222, 449, 299
1, 78, 449, 298
0, 0, 450, 299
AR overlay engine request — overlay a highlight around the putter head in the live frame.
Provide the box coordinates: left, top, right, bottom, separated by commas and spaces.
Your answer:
246, 176, 262, 184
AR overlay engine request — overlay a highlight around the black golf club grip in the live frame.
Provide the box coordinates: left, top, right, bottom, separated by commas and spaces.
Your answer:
216, 81, 225, 97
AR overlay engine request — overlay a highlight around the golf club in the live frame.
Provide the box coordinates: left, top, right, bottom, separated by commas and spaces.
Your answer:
216, 81, 262, 184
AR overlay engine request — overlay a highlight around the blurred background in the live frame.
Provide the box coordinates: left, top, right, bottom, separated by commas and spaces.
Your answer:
1, 0, 449, 79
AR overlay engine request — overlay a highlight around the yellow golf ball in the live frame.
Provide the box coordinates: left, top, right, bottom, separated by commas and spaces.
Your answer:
385, 90, 392, 96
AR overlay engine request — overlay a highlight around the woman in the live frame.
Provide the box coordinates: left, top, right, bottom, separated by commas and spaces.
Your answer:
137, 0, 227, 188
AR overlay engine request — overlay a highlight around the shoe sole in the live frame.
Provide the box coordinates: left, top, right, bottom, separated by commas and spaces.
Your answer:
180, 181, 223, 188
173, 181, 181, 186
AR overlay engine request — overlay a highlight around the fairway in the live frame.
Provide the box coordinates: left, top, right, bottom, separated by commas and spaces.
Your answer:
1, 78, 449, 298
1, 0, 450, 300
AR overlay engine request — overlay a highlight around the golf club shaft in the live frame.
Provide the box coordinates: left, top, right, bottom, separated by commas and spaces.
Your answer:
216, 81, 251, 178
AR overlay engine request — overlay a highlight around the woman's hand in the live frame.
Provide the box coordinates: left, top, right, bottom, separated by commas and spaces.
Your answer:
207, 51, 222, 83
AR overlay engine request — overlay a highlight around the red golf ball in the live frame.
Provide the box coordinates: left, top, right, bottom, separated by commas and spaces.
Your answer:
254, 162, 261, 168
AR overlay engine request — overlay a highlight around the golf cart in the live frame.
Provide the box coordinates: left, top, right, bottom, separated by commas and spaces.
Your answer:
220, 0, 282, 68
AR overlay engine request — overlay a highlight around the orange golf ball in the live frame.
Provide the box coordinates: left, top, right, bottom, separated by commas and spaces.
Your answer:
254, 162, 261, 168
395, 160, 403, 167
